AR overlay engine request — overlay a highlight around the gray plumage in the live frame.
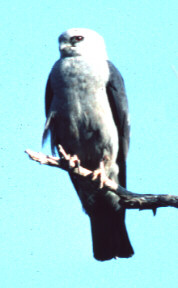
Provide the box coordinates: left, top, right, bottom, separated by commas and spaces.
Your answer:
43, 28, 134, 261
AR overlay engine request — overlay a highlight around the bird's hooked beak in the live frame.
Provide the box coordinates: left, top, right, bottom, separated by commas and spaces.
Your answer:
59, 41, 75, 57
59, 41, 72, 51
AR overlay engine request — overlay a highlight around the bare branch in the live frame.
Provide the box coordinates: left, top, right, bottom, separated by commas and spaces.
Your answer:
25, 147, 178, 212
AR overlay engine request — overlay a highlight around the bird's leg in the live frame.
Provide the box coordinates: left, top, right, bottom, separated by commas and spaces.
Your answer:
91, 161, 107, 189
69, 154, 81, 170
58, 145, 80, 170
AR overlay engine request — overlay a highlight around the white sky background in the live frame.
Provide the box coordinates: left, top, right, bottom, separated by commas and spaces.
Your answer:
0, 1, 177, 287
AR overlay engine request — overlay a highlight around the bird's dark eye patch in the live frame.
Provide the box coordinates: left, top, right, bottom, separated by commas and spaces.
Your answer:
71, 35, 84, 43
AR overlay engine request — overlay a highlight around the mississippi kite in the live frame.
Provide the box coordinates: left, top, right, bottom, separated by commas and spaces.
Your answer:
42, 28, 134, 261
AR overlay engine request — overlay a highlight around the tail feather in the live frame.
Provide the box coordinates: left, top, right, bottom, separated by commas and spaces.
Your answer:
90, 209, 134, 261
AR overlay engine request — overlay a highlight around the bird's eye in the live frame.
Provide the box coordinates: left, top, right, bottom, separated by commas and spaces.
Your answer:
71, 35, 84, 43
76, 36, 84, 41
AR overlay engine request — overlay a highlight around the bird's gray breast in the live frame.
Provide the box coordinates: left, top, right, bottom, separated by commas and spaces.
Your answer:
50, 57, 118, 169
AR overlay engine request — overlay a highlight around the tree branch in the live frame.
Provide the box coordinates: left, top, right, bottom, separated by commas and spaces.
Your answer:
25, 146, 178, 213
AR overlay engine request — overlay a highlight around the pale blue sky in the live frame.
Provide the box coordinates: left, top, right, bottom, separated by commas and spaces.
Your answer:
0, 0, 177, 287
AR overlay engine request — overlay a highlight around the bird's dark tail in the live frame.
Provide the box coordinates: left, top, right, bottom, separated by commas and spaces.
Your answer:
90, 208, 134, 261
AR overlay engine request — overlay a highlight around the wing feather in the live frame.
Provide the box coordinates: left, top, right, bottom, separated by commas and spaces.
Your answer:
106, 61, 130, 187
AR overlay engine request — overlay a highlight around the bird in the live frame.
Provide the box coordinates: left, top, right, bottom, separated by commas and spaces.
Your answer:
42, 28, 134, 261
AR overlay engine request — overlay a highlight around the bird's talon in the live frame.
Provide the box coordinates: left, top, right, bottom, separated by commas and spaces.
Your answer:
91, 161, 107, 189
69, 155, 80, 171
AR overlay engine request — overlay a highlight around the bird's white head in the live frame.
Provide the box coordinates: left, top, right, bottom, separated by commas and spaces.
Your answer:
58, 28, 108, 60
